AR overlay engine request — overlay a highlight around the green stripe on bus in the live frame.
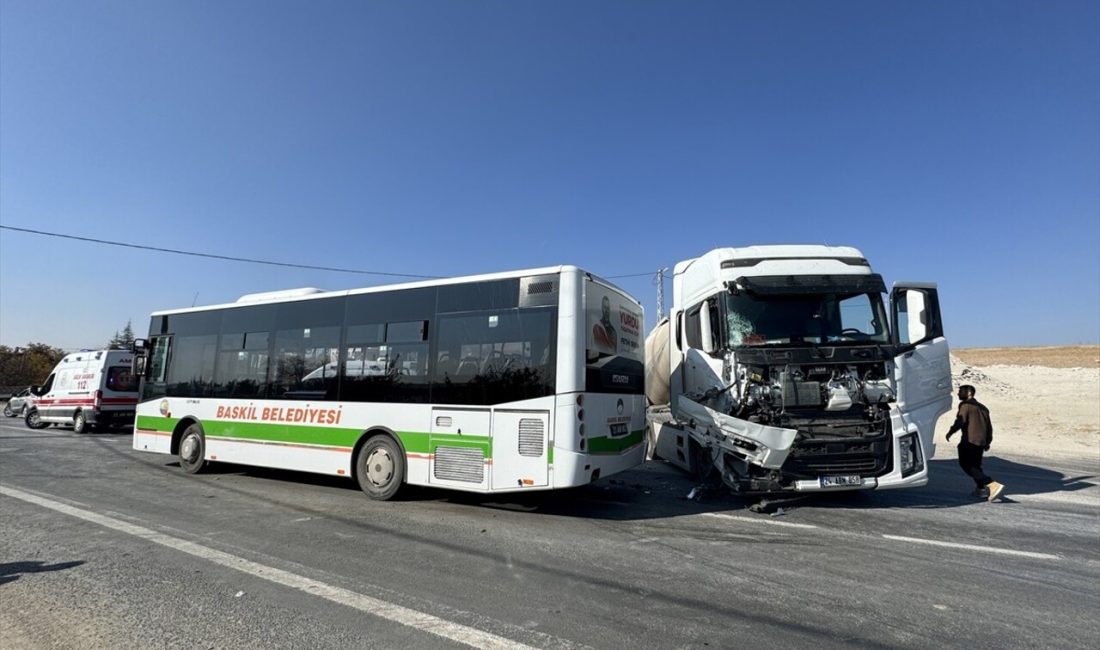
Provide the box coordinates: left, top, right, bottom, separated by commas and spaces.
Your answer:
421, 432, 492, 456
206, 420, 363, 447
136, 415, 179, 433
137, 414, 634, 459
136, 415, 492, 455
587, 429, 644, 454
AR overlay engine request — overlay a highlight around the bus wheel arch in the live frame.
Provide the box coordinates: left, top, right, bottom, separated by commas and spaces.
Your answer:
173, 418, 208, 474
353, 429, 406, 501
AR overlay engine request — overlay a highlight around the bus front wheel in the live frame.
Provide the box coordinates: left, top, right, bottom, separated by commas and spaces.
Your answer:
356, 435, 404, 501
179, 424, 207, 474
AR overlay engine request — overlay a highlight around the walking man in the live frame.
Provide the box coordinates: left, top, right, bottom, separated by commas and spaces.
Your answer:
946, 384, 1005, 501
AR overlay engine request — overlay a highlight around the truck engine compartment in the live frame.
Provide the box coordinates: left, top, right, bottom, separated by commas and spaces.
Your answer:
688, 345, 900, 487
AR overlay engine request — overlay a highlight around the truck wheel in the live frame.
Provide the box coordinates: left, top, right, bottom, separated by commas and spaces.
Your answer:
73, 410, 91, 434
356, 435, 404, 501
179, 424, 207, 474
25, 408, 48, 430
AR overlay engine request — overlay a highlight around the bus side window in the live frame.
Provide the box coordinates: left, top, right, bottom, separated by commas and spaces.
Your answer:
214, 331, 270, 399
274, 326, 340, 400
341, 321, 429, 403
167, 335, 217, 398
432, 309, 555, 406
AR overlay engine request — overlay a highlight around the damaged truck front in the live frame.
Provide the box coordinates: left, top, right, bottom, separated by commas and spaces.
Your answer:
645, 246, 952, 494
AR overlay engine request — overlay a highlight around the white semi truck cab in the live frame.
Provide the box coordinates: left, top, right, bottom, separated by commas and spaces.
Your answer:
645, 245, 952, 494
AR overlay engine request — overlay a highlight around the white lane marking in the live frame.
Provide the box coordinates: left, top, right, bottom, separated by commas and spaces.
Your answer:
0, 485, 541, 650
704, 513, 1066, 561
702, 512, 819, 530
1010, 491, 1100, 507
882, 534, 1061, 561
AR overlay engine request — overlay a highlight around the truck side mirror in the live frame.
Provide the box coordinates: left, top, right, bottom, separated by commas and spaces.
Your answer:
891, 284, 943, 347
134, 356, 147, 377
903, 291, 929, 343
700, 302, 717, 354
132, 339, 148, 353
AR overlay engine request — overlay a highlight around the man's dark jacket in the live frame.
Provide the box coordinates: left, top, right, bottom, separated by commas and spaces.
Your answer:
949, 398, 994, 447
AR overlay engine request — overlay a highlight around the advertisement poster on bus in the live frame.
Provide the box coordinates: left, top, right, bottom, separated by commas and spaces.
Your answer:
585, 282, 644, 393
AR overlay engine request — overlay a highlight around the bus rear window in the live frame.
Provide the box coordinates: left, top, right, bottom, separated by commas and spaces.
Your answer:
107, 366, 138, 392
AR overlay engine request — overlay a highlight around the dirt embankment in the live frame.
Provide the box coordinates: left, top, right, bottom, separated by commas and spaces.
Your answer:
942, 346, 1100, 461
952, 345, 1100, 369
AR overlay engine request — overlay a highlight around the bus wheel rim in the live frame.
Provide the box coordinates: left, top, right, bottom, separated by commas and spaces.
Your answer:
366, 448, 394, 486
181, 435, 198, 462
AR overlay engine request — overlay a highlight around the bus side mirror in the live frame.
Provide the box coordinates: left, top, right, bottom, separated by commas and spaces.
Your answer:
131, 338, 149, 377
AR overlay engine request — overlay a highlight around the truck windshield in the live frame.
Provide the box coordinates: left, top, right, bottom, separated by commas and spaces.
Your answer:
724, 291, 889, 346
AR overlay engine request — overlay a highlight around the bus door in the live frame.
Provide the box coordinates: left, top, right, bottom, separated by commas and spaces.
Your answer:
491, 409, 550, 490
429, 408, 491, 490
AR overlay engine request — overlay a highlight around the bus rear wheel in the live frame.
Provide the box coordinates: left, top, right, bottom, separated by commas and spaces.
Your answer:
356, 436, 404, 501
179, 424, 207, 474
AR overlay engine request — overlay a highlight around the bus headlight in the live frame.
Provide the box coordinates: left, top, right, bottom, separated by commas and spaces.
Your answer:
899, 432, 924, 478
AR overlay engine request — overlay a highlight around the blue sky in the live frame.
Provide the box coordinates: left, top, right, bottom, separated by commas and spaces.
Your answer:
1, 0, 1097, 350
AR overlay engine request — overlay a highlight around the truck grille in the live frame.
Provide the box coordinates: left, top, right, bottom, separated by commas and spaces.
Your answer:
783, 438, 890, 478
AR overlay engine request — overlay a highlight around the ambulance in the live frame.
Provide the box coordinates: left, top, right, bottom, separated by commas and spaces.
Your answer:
24, 349, 140, 433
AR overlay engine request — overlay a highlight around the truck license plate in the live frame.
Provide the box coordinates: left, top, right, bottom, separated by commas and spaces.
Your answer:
819, 475, 863, 488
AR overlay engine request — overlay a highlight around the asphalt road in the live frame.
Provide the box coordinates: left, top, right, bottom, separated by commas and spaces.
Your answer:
1, 418, 1097, 649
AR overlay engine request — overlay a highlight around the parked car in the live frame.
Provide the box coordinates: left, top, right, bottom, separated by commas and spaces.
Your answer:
3, 387, 33, 417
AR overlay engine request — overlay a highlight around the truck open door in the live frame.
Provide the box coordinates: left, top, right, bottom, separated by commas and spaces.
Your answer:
890, 283, 952, 460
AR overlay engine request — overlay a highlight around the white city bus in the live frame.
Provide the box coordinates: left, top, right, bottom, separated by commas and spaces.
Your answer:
132, 267, 646, 499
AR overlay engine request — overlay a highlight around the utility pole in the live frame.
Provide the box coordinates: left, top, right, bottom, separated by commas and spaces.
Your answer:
654, 267, 669, 321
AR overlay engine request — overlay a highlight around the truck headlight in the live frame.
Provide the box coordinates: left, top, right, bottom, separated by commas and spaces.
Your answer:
899, 432, 924, 478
